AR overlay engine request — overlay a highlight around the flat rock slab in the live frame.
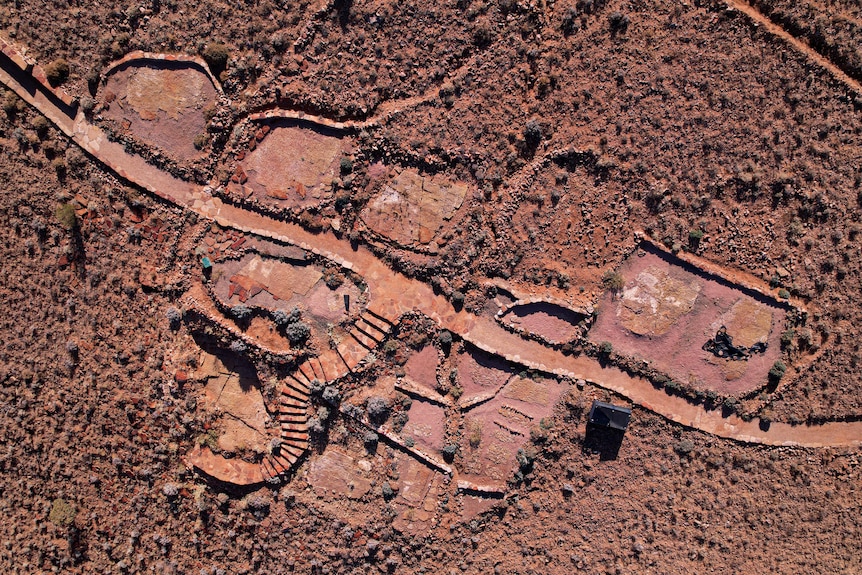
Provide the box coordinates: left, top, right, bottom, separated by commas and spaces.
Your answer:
308, 448, 372, 500
185, 445, 263, 485
101, 63, 216, 161
361, 167, 467, 247
237, 254, 322, 300
619, 265, 701, 336
242, 125, 347, 209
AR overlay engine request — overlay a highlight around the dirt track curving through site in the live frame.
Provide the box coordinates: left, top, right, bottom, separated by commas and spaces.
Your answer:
1, 39, 860, 449
725, 0, 862, 94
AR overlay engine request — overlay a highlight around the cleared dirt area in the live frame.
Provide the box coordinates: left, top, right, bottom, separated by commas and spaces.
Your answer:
3, 0, 862, 571
501, 301, 586, 343
240, 121, 349, 209
459, 375, 567, 488
590, 247, 788, 395
456, 344, 516, 403
361, 167, 468, 248
99, 61, 216, 161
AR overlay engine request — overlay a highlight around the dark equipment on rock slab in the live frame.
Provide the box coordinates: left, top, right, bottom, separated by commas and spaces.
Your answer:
702, 326, 767, 360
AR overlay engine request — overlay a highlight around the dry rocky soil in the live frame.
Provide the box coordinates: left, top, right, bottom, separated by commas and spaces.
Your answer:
1, 0, 861, 574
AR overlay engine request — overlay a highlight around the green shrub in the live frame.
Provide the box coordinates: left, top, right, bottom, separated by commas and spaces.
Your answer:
49, 498, 76, 527
339, 157, 353, 174
451, 290, 465, 307
285, 321, 310, 345
2, 91, 22, 116
55, 203, 79, 230
768, 361, 787, 382
202, 43, 230, 74
438, 329, 453, 347
601, 270, 624, 293
44, 58, 70, 87
674, 439, 695, 456
441, 444, 457, 461
780, 329, 795, 350
778, 288, 790, 299
32, 115, 50, 139
193, 133, 209, 150
323, 270, 344, 289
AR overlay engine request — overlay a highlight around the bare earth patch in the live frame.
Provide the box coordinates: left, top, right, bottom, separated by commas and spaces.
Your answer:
242, 123, 348, 209
361, 167, 467, 248
100, 62, 216, 160
456, 345, 515, 403
400, 399, 446, 453
458, 375, 566, 489
501, 302, 586, 343
307, 448, 372, 500
391, 453, 443, 535
197, 350, 269, 455
212, 254, 322, 308
590, 249, 787, 395
404, 345, 440, 392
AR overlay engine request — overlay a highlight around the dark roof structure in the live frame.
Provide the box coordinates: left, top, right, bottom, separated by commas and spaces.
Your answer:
588, 400, 632, 431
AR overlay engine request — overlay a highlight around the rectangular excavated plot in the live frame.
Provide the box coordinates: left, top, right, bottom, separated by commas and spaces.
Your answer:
589, 248, 789, 396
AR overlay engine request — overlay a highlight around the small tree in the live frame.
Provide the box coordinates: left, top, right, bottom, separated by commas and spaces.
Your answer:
55, 203, 79, 231
44, 58, 70, 87
602, 270, 624, 296
202, 43, 230, 75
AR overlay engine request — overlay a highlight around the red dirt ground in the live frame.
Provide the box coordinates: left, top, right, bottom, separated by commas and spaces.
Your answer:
400, 399, 446, 453
456, 344, 516, 401
241, 122, 349, 209
404, 344, 439, 391
459, 375, 567, 487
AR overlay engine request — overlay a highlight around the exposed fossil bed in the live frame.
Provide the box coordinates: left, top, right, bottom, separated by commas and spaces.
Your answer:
0, 0, 861, 573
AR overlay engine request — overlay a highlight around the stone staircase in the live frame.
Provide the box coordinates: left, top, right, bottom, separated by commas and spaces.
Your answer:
336, 308, 394, 370
261, 370, 311, 482
259, 307, 396, 482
